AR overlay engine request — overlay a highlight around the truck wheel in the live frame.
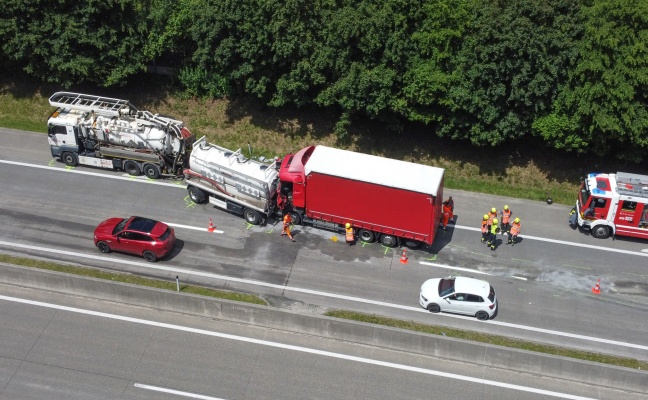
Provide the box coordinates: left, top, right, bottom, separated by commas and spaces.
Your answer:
143, 163, 161, 179
592, 225, 610, 239
124, 160, 141, 176
187, 186, 206, 204
379, 234, 398, 247
62, 152, 78, 167
358, 229, 375, 243
243, 208, 261, 225
403, 239, 421, 249
288, 211, 302, 225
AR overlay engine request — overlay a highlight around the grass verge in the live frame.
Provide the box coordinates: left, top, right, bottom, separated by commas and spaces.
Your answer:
0, 254, 267, 305
325, 310, 648, 370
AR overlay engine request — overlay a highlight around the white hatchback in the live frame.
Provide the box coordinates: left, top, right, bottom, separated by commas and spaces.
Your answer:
419, 276, 497, 320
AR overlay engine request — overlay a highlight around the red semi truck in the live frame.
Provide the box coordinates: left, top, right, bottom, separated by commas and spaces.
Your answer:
277, 145, 445, 247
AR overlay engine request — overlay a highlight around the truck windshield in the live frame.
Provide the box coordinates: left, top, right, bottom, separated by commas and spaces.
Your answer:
578, 179, 591, 209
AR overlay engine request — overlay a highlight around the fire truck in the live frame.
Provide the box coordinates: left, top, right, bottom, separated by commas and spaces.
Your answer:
572, 172, 648, 240
47, 92, 193, 178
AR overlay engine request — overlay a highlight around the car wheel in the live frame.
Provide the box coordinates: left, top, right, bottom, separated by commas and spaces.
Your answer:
358, 229, 375, 243
476, 310, 490, 321
96, 241, 111, 253
188, 186, 206, 204
592, 225, 610, 239
62, 152, 78, 167
124, 160, 141, 176
243, 208, 261, 225
143, 250, 157, 262
427, 303, 441, 313
143, 163, 161, 179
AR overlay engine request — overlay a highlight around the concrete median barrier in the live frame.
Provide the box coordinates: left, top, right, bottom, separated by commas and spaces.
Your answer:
0, 263, 645, 394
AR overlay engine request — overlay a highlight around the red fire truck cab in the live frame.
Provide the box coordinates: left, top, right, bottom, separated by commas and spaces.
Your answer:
573, 172, 648, 240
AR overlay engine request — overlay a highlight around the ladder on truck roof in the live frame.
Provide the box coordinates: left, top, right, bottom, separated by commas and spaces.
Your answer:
49, 92, 137, 117
616, 172, 648, 199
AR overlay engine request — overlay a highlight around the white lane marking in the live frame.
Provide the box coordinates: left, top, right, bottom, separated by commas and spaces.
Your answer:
3, 158, 648, 259
166, 222, 224, 234
0, 159, 182, 188
454, 225, 648, 258
419, 261, 527, 281
134, 383, 226, 400
1, 240, 646, 352
420, 261, 491, 276
1, 295, 595, 400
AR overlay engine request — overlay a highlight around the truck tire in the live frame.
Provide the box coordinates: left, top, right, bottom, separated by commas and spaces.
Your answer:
143, 163, 161, 179
243, 208, 261, 225
592, 225, 611, 239
288, 211, 302, 225
62, 152, 78, 167
379, 234, 398, 247
358, 229, 375, 243
124, 160, 141, 176
403, 239, 421, 249
187, 186, 206, 204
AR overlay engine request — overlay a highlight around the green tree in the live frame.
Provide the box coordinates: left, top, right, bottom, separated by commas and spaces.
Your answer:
0, 0, 151, 87
441, 0, 583, 146
533, 0, 648, 160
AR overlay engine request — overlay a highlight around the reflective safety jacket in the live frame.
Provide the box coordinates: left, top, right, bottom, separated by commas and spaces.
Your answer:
501, 209, 512, 224
481, 220, 488, 233
487, 211, 497, 225
345, 226, 354, 242
510, 222, 521, 235
490, 223, 499, 235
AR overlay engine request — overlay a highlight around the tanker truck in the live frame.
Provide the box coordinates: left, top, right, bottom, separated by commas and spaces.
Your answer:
186, 139, 445, 247
47, 92, 193, 178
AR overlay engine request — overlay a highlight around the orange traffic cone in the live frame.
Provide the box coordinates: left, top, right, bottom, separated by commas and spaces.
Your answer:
592, 279, 601, 295
400, 249, 408, 264
208, 218, 216, 232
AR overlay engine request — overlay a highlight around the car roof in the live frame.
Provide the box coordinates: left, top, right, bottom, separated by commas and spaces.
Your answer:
454, 277, 490, 297
126, 217, 161, 234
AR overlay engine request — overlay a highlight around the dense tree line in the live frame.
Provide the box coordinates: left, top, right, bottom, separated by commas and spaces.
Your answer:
1, 0, 646, 159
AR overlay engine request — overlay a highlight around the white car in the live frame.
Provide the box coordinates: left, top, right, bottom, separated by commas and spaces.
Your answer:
419, 276, 497, 320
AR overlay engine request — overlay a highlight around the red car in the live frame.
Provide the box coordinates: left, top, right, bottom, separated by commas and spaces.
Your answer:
94, 216, 176, 262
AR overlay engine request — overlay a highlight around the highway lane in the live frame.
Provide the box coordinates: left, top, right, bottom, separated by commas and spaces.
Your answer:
0, 285, 641, 400
1, 129, 648, 360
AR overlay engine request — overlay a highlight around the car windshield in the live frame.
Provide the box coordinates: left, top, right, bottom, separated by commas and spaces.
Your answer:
112, 218, 128, 235
438, 278, 455, 297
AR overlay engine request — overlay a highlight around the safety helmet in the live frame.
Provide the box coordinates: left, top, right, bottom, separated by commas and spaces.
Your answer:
491, 208, 496, 213
345, 223, 351, 228
483, 214, 488, 220
504, 205, 509, 210
493, 218, 499, 224
514, 217, 520, 223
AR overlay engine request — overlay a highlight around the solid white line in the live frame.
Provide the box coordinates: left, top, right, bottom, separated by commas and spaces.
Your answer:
134, 383, 227, 400
1, 295, 595, 400
0, 240, 646, 352
166, 222, 224, 234
3, 158, 648, 259
419, 261, 491, 275
0, 159, 183, 188
453, 225, 648, 258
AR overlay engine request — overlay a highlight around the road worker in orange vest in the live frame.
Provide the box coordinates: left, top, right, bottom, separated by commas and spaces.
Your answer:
487, 208, 497, 231
508, 217, 521, 245
281, 213, 295, 242
345, 223, 355, 245
480, 214, 489, 243
487, 218, 499, 250
441, 201, 454, 230
500, 205, 512, 236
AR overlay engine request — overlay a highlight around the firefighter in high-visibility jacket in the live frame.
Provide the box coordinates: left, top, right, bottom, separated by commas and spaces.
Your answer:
480, 214, 489, 243
281, 213, 295, 242
487, 208, 497, 231
500, 205, 512, 236
508, 218, 521, 245
488, 218, 499, 250
345, 223, 355, 245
